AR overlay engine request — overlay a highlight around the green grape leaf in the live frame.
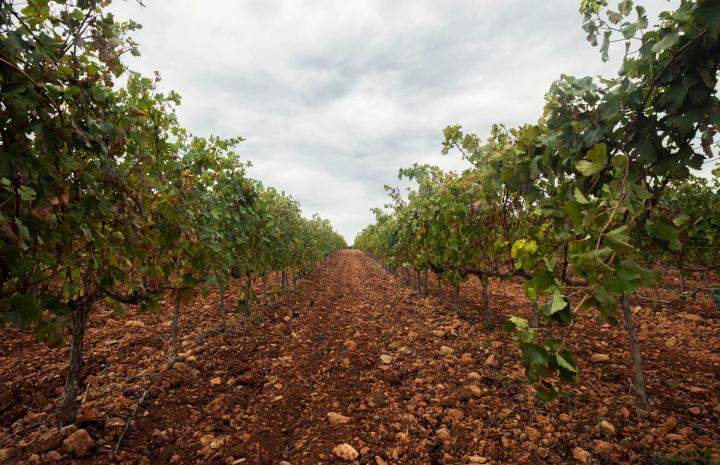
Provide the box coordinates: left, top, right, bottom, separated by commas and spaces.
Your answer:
550, 289, 568, 314
575, 143, 608, 176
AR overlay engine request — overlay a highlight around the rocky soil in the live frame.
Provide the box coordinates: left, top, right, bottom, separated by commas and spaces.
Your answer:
1, 250, 718, 464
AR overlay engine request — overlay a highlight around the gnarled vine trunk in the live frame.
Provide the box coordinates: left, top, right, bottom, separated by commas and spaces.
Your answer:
219, 286, 226, 329
167, 293, 181, 369
281, 269, 288, 289
622, 294, 650, 416
530, 302, 539, 328
56, 299, 92, 427
262, 275, 269, 303
481, 278, 494, 329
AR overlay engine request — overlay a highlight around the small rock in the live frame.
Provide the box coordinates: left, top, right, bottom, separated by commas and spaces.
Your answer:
237, 371, 255, 386
662, 416, 678, 430
467, 455, 488, 463
199, 434, 215, 447
34, 429, 62, 454
152, 429, 170, 442
105, 417, 125, 430
445, 408, 464, 423
279, 462, 292, 465
467, 372, 481, 380
60, 425, 77, 438
484, 354, 497, 366
572, 447, 591, 464
209, 438, 224, 450
45, 450, 63, 461
439, 346, 454, 356
0, 448, 16, 461
28, 454, 40, 464
524, 427, 540, 442
332, 443, 359, 461
209, 377, 222, 385
688, 406, 701, 416
381, 371, 402, 385
124, 320, 145, 328
436, 427, 452, 445
590, 354, 610, 363
696, 436, 714, 448
375, 456, 388, 465
205, 394, 230, 420
76, 406, 102, 423
467, 385, 482, 398
25, 411, 47, 423
380, 354, 393, 364
592, 440, 613, 454
666, 433, 685, 442
344, 340, 358, 351
62, 429, 94, 457
327, 412, 351, 425
536, 447, 549, 459
597, 420, 616, 436
162, 368, 183, 387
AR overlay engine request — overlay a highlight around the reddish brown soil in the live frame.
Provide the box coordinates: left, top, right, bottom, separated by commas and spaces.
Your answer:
1, 250, 719, 465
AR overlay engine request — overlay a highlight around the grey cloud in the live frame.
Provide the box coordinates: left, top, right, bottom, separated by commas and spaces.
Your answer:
109, 0, 683, 242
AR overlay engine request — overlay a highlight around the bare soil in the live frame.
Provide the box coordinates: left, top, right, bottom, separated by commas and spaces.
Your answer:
1, 250, 718, 464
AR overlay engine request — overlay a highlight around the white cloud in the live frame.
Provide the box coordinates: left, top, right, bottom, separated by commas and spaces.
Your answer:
109, 0, 692, 242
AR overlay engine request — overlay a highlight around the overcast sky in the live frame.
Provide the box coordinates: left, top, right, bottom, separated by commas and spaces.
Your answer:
109, 0, 707, 243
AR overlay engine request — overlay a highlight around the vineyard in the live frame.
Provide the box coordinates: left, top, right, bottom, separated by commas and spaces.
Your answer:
1, 0, 719, 464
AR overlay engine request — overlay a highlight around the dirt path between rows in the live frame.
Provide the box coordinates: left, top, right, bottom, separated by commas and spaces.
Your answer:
2, 249, 718, 465
128, 249, 469, 465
